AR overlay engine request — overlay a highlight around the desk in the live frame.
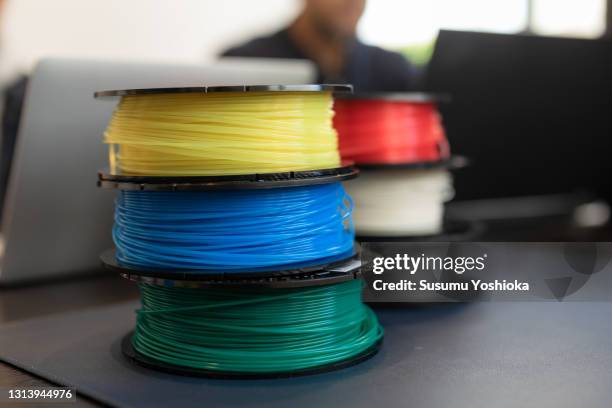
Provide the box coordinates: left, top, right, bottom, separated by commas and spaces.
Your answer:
2, 256, 612, 407
0, 275, 138, 407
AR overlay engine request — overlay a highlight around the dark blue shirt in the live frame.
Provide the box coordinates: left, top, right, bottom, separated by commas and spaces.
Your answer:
221, 29, 420, 92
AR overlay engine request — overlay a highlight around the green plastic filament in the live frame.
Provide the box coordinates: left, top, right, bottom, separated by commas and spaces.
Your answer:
132, 279, 383, 374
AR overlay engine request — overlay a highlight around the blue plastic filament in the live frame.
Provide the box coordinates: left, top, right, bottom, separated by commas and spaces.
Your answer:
113, 183, 355, 273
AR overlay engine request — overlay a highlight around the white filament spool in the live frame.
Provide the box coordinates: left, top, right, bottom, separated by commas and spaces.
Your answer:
344, 168, 454, 237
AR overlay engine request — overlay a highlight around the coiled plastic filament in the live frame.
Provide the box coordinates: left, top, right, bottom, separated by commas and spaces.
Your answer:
133, 279, 383, 374
101, 87, 383, 375
104, 91, 341, 176
113, 183, 355, 272
345, 169, 454, 237
334, 98, 449, 165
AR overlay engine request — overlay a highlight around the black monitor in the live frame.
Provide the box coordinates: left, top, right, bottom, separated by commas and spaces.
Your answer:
426, 30, 612, 203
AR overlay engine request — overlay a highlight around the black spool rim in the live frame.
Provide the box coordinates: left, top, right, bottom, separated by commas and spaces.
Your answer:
356, 219, 484, 242
97, 163, 358, 191
95, 84, 353, 98
101, 249, 362, 288
335, 91, 450, 103
121, 332, 382, 380
354, 155, 468, 171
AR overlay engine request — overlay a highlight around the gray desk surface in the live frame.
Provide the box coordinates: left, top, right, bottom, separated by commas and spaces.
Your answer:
0, 275, 138, 407
1, 296, 611, 408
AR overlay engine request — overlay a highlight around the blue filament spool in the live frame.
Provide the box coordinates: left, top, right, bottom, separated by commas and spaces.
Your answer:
112, 182, 355, 274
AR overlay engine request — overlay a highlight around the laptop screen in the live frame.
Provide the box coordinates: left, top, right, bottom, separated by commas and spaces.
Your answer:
426, 30, 612, 203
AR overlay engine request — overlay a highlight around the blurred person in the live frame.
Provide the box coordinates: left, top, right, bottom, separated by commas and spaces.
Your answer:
221, 0, 419, 92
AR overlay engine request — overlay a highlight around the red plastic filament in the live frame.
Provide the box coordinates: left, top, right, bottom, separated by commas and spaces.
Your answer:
333, 98, 450, 165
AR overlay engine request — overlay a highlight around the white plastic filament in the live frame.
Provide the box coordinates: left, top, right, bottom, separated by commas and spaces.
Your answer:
344, 168, 454, 237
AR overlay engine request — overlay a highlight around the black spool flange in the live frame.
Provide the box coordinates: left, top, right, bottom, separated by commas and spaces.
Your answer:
98, 164, 358, 191
335, 91, 449, 103
353, 155, 468, 171
121, 332, 381, 380
101, 249, 362, 288
95, 84, 353, 98
356, 219, 485, 243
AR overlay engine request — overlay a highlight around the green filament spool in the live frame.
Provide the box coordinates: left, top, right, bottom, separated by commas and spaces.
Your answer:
130, 279, 383, 376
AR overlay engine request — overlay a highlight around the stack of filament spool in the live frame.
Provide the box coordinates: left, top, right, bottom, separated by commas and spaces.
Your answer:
96, 85, 383, 378
334, 93, 455, 238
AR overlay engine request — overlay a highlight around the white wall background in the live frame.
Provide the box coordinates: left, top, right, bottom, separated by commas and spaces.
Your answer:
358, 0, 606, 48
0, 0, 301, 82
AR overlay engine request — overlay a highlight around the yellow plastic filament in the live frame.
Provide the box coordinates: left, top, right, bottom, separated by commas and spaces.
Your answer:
103, 91, 341, 176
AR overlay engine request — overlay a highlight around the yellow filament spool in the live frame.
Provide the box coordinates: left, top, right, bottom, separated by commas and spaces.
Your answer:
103, 91, 341, 176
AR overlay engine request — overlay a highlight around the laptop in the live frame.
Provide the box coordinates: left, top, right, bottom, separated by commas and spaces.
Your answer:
426, 30, 612, 224
0, 57, 314, 284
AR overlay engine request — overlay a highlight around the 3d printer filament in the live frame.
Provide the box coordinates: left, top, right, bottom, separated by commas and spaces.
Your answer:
96, 85, 384, 377
133, 279, 383, 374
113, 183, 355, 272
344, 169, 454, 237
333, 98, 449, 165
104, 91, 341, 176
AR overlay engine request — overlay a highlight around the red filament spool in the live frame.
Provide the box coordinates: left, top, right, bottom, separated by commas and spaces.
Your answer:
334, 97, 450, 165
